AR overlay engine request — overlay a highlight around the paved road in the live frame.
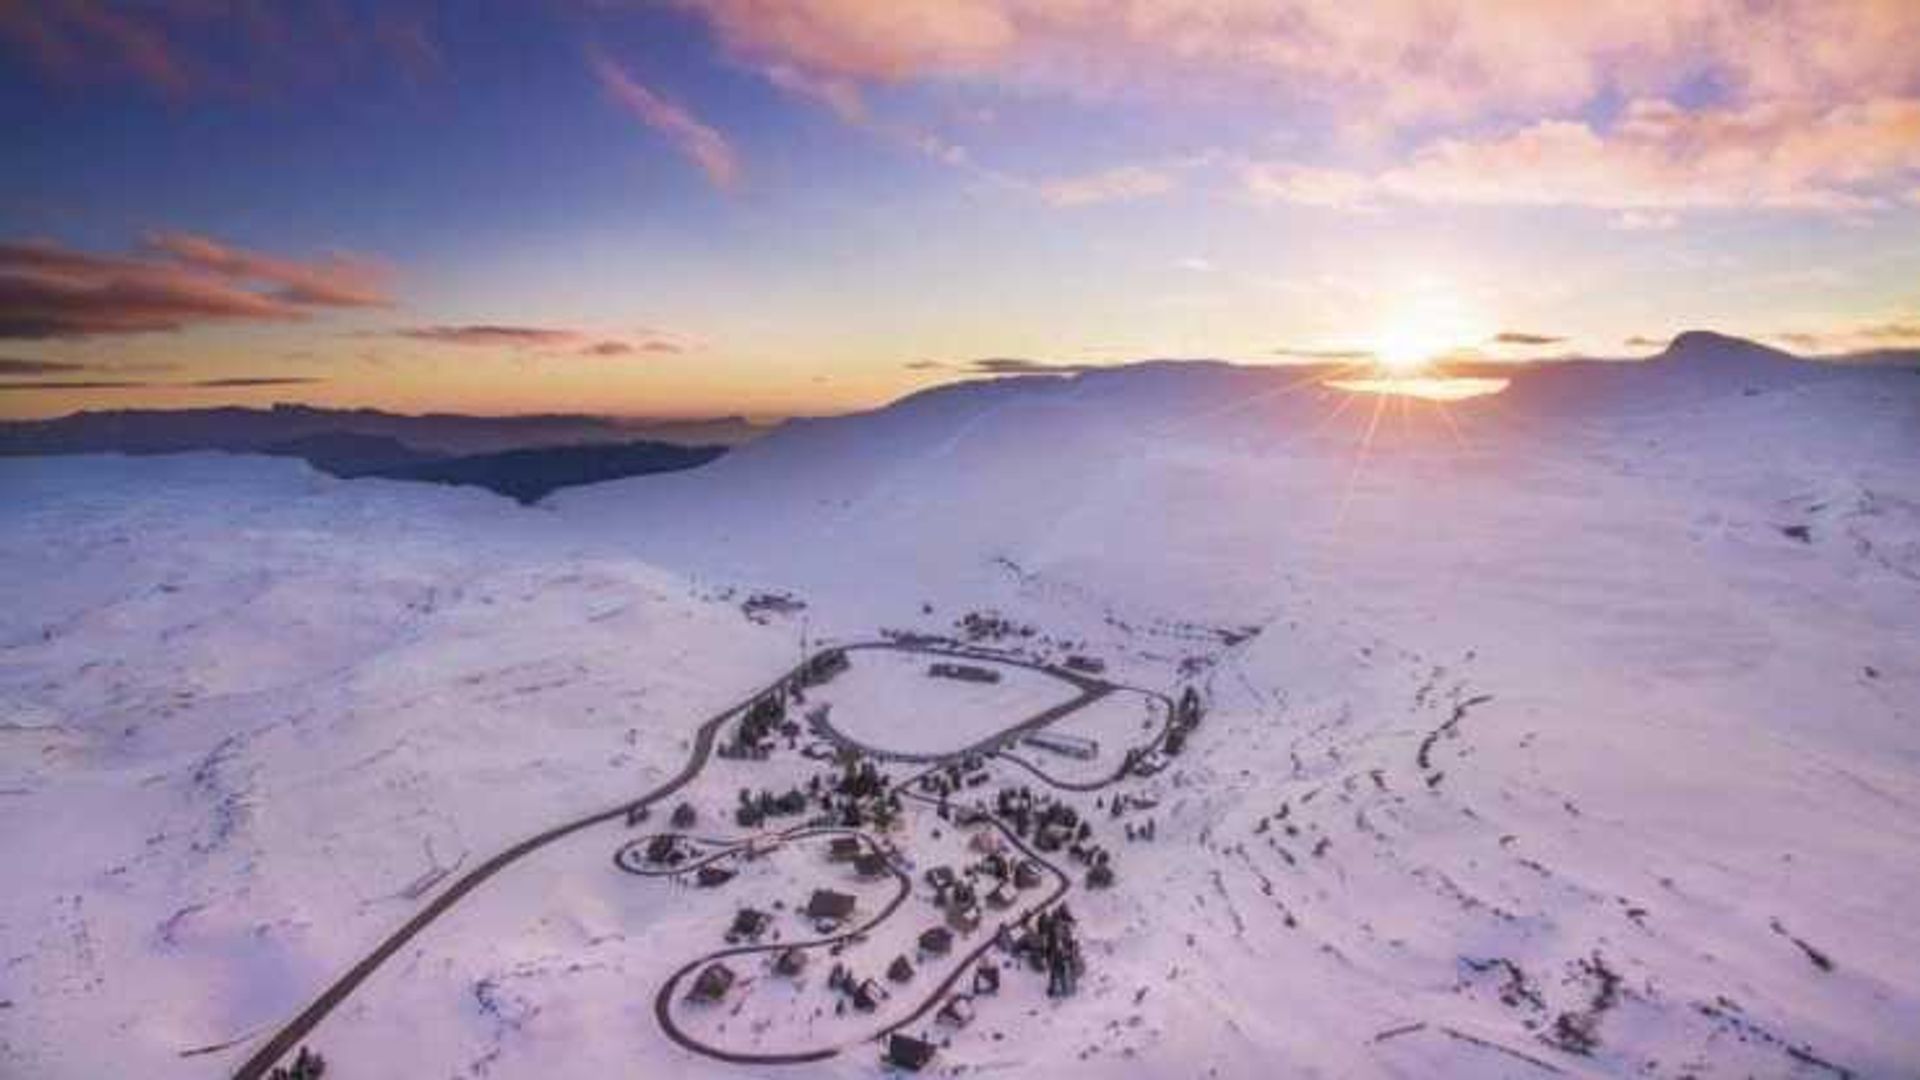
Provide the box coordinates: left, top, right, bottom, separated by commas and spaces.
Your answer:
232, 637, 1168, 1077
230, 657, 800, 1080
640, 826, 913, 1065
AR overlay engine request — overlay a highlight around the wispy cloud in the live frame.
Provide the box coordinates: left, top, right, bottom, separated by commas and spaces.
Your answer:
1036, 165, 1175, 208
0, 374, 324, 391
1271, 345, 1373, 361
395, 324, 691, 357
0, 234, 391, 339
965, 357, 1101, 375
1492, 332, 1565, 346
399, 324, 583, 349
188, 376, 324, 387
591, 50, 741, 191
0, 357, 87, 375
145, 231, 390, 307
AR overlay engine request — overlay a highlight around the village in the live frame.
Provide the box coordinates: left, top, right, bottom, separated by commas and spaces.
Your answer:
612, 642, 1200, 1071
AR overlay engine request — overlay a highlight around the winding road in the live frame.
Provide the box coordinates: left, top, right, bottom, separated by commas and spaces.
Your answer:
230, 638, 1173, 1078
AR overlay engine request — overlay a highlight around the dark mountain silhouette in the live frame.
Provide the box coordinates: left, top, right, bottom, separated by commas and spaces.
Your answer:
366, 441, 727, 504
0, 403, 762, 458
0, 405, 736, 502
260, 432, 441, 476
1653, 330, 1801, 367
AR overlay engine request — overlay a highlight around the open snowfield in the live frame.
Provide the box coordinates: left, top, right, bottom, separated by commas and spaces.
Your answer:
4, 337, 1919, 1077
804, 648, 1079, 758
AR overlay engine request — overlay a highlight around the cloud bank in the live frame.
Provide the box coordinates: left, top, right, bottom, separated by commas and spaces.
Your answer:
0, 233, 390, 339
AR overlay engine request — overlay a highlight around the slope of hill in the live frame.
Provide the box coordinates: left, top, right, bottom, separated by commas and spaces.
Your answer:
2, 334, 1917, 1078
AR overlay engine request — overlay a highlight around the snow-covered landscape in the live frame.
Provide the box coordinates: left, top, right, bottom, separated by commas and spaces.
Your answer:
5, 334, 1917, 1077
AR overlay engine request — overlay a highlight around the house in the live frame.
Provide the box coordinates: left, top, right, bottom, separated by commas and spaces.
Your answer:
1064, 654, 1106, 674
1021, 731, 1099, 761
727, 908, 770, 942
887, 1033, 937, 1072
936, 994, 975, 1028
805, 889, 857, 923
984, 882, 1016, 910
928, 662, 1001, 684
645, 834, 682, 864
694, 865, 735, 888
1013, 859, 1044, 890
853, 852, 891, 879
851, 977, 885, 1012
1087, 863, 1115, 889
918, 926, 954, 956
969, 830, 1003, 855
774, 948, 809, 977
924, 865, 957, 892
887, 955, 915, 982
826, 836, 863, 862
972, 962, 1001, 996
946, 904, 982, 934
670, 802, 697, 829
686, 962, 736, 1003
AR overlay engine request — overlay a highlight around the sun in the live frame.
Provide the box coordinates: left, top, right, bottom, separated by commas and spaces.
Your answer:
1372, 323, 1438, 374
1368, 289, 1489, 374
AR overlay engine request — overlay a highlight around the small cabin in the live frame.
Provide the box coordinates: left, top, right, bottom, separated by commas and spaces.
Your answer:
805, 889, 857, 923
645, 835, 682, 864
936, 994, 975, 1028
686, 962, 736, 1003
694, 865, 735, 888
946, 904, 982, 934
887, 955, 915, 982
774, 948, 809, 977
727, 908, 770, 942
918, 926, 954, 956
887, 1033, 937, 1072
1013, 859, 1044, 890
929, 662, 1001, 684
972, 962, 1001, 996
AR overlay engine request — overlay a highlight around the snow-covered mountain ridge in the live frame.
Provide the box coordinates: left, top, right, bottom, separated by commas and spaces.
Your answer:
3, 337, 1917, 1076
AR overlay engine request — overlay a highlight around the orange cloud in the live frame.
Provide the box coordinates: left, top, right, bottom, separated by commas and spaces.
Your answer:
0, 234, 390, 339
591, 51, 742, 191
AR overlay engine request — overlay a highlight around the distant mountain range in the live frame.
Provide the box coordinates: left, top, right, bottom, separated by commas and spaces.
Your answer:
0, 403, 747, 502
0, 402, 763, 456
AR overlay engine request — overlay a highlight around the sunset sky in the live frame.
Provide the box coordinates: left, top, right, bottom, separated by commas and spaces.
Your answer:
4, 1, 1919, 420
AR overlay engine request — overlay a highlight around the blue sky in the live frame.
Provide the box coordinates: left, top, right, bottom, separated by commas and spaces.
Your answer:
3, 1, 1918, 419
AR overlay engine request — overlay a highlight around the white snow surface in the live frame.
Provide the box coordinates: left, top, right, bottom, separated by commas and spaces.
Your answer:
4, 347, 1919, 1078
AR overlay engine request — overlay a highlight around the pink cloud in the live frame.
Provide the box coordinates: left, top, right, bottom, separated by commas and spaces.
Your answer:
0, 234, 392, 339
591, 51, 741, 191
1244, 97, 1920, 214
145, 231, 391, 308
673, 1, 1920, 128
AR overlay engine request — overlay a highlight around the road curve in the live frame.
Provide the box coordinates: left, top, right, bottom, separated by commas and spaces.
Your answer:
648, 826, 913, 1065
230, 657, 802, 1080
232, 638, 1167, 1077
